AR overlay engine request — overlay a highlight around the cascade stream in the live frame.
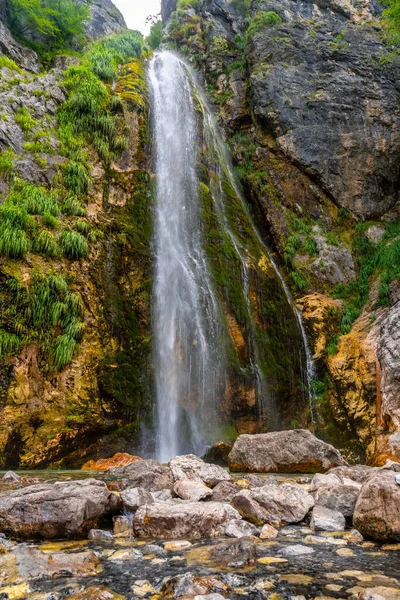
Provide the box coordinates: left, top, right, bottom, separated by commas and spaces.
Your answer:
149, 51, 314, 461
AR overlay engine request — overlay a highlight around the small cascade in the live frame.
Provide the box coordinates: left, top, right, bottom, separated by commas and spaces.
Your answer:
149, 51, 315, 460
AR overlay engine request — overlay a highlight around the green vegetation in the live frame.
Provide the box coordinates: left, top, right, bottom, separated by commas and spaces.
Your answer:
0, 55, 22, 73
15, 107, 37, 134
247, 11, 283, 36
228, 0, 252, 16
58, 30, 145, 171
0, 204, 31, 258
0, 272, 85, 369
4, 0, 89, 63
0, 148, 16, 177
334, 221, 400, 332
59, 229, 88, 259
147, 20, 163, 50
382, 0, 400, 45
177, 0, 199, 9
33, 230, 59, 257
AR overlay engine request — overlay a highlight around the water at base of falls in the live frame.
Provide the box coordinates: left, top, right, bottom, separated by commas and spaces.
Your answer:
149, 52, 224, 462
149, 51, 315, 462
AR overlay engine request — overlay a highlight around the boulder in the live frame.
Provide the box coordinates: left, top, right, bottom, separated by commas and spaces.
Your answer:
169, 454, 231, 486
228, 430, 347, 473
310, 505, 346, 532
120, 487, 154, 511
328, 465, 377, 484
12, 545, 100, 580
314, 483, 361, 517
111, 459, 174, 492
88, 529, 114, 542
0, 479, 117, 539
151, 489, 174, 502
358, 588, 400, 600
113, 516, 131, 536
82, 453, 142, 471
133, 501, 241, 539
231, 482, 314, 526
224, 519, 259, 538
203, 441, 233, 466
210, 481, 239, 503
174, 480, 212, 501
353, 471, 400, 542
230, 489, 274, 526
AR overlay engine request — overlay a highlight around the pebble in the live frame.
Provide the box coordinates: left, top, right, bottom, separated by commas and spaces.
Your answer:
131, 580, 156, 597
280, 545, 315, 557
163, 540, 192, 551
260, 524, 278, 539
257, 557, 288, 564
336, 548, 355, 557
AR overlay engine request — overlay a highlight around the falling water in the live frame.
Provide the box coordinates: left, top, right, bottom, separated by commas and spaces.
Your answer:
149, 51, 315, 460
149, 52, 224, 461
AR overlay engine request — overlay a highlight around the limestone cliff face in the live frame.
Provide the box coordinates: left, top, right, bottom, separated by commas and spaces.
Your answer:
161, 0, 400, 462
84, 0, 127, 39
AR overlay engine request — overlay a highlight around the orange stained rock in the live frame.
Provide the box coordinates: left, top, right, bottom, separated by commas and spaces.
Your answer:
82, 453, 142, 471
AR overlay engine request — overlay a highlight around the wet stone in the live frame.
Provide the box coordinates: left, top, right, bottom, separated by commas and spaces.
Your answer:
280, 544, 315, 557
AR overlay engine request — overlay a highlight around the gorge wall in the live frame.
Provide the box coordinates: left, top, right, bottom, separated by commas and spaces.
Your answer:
0, 0, 399, 468
161, 0, 400, 463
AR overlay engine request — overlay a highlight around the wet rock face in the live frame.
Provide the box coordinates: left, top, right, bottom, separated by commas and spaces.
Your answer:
228, 429, 347, 473
247, 0, 400, 219
0, 479, 117, 539
354, 470, 400, 542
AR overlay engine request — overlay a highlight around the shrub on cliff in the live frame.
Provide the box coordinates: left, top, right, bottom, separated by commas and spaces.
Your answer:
4, 0, 89, 59
247, 11, 283, 36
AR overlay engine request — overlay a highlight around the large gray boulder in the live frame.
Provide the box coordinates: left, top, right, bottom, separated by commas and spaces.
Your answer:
353, 471, 400, 542
0, 479, 117, 539
228, 430, 347, 473
133, 501, 241, 539
231, 481, 314, 526
120, 487, 154, 511
311, 471, 362, 517
112, 459, 174, 492
311, 505, 346, 532
169, 454, 232, 486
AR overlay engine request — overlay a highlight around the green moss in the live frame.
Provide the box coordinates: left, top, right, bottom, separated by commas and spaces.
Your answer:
98, 170, 153, 421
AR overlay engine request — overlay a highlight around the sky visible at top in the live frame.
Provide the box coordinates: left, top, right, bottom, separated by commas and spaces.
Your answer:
112, 0, 162, 35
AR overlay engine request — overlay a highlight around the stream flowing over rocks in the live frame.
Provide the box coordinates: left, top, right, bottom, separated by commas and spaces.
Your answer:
0, 432, 400, 599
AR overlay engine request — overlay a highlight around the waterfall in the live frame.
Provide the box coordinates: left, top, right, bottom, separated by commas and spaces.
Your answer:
149, 52, 224, 461
149, 51, 315, 461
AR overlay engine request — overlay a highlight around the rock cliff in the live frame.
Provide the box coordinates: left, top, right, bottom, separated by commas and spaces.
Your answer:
161, 0, 400, 462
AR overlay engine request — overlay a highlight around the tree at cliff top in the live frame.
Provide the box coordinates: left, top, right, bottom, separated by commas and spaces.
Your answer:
5, 0, 90, 58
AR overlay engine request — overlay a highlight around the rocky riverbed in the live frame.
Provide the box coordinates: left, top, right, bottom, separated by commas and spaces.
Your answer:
0, 431, 399, 599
